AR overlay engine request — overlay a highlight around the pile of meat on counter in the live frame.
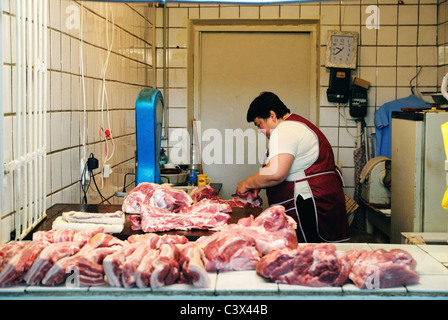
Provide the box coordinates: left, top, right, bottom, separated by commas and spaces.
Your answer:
0, 204, 419, 290
0, 227, 209, 288
122, 182, 262, 232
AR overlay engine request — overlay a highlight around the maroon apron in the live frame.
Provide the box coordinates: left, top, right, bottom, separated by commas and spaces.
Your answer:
265, 114, 349, 243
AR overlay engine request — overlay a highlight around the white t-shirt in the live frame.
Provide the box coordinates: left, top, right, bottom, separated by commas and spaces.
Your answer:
267, 120, 319, 200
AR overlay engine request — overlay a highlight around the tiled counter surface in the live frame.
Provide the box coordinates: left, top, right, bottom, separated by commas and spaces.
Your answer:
1, 243, 447, 300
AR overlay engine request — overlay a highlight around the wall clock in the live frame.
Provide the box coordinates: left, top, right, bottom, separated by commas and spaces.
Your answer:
325, 30, 359, 69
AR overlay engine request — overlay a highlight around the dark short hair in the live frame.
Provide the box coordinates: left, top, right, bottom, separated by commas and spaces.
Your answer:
246, 92, 291, 122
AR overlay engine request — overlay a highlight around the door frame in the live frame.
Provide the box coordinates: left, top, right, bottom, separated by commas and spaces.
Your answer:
187, 19, 320, 128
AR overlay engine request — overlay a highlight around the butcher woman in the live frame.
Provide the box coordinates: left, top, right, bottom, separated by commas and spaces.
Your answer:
236, 92, 349, 243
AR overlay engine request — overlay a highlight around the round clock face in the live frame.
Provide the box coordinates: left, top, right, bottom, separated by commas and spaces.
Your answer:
330, 35, 354, 64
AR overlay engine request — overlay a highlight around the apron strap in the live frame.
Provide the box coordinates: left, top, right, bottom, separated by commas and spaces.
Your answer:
269, 169, 341, 207
294, 169, 342, 185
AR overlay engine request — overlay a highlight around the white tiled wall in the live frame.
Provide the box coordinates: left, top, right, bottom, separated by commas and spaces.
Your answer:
1, 0, 154, 240
156, 0, 440, 198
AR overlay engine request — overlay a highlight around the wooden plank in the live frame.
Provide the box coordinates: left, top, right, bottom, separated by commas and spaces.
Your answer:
27, 203, 263, 241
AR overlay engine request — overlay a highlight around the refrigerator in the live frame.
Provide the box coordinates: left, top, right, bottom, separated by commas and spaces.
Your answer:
390, 111, 448, 243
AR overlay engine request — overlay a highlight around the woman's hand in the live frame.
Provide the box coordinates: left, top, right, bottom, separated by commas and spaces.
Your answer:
236, 179, 250, 196
236, 180, 260, 197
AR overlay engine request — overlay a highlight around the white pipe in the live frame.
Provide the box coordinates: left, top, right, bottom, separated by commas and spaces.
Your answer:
39, 0, 45, 219
20, 1, 28, 238
162, 4, 168, 140
37, 0, 42, 221
15, 0, 22, 240
42, 0, 48, 218
26, 0, 33, 231
33, 0, 39, 224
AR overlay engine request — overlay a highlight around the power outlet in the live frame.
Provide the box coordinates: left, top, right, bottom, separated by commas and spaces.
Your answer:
80, 159, 90, 184
103, 165, 112, 178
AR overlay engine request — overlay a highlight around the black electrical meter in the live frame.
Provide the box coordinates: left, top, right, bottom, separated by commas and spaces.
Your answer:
349, 86, 368, 118
326, 68, 351, 103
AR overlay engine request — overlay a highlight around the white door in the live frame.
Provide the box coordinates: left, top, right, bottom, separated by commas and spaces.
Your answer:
195, 29, 316, 202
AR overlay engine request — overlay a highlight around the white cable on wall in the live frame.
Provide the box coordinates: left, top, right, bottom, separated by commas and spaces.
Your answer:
97, 3, 116, 190
101, 3, 115, 167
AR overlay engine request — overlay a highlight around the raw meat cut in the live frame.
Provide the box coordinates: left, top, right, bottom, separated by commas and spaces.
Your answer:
123, 183, 239, 233
160, 234, 189, 245
24, 241, 81, 285
105, 240, 211, 289
104, 233, 189, 288
150, 243, 180, 288
198, 232, 262, 271
189, 185, 262, 208
33, 230, 56, 242
149, 187, 192, 212
52, 229, 76, 243
76, 245, 122, 286
32, 227, 104, 245
178, 242, 210, 288
0, 242, 27, 272
103, 242, 141, 287
72, 227, 104, 245
225, 191, 262, 208
179, 199, 232, 215
127, 233, 188, 246
0, 241, 49, 287
88, 233, 125, 248
122, 182, 191, 214
41, 244, 93, 286
129, 214, 142, 231
33, 229, 78, 243
347, 248, 419, 289
122, 182, 160, 213
125, 183, 260, 216
241, 205, 298, 254
130, 199, 232, 232
250, 205, 297, 232
41, 242, 121, 287
122, 242, 155, 288
75, 256, 105, 286
136, 243, 183, 289
135, 248, 159, 288
256, 243, 351, 287
195, 205, 298, 271
256, 244, 420, 289
40, 234, 121, 287
198, 222, 297, 257
139, 203, 231, 233
189, 185, 221, 202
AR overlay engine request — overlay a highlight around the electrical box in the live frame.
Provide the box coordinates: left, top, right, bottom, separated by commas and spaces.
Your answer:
349, 86, 368, 118
327, 68, 351, 103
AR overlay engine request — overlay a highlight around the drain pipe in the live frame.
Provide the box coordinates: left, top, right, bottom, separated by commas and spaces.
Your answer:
15, 0, 23, 239
162, 3, 168, 140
